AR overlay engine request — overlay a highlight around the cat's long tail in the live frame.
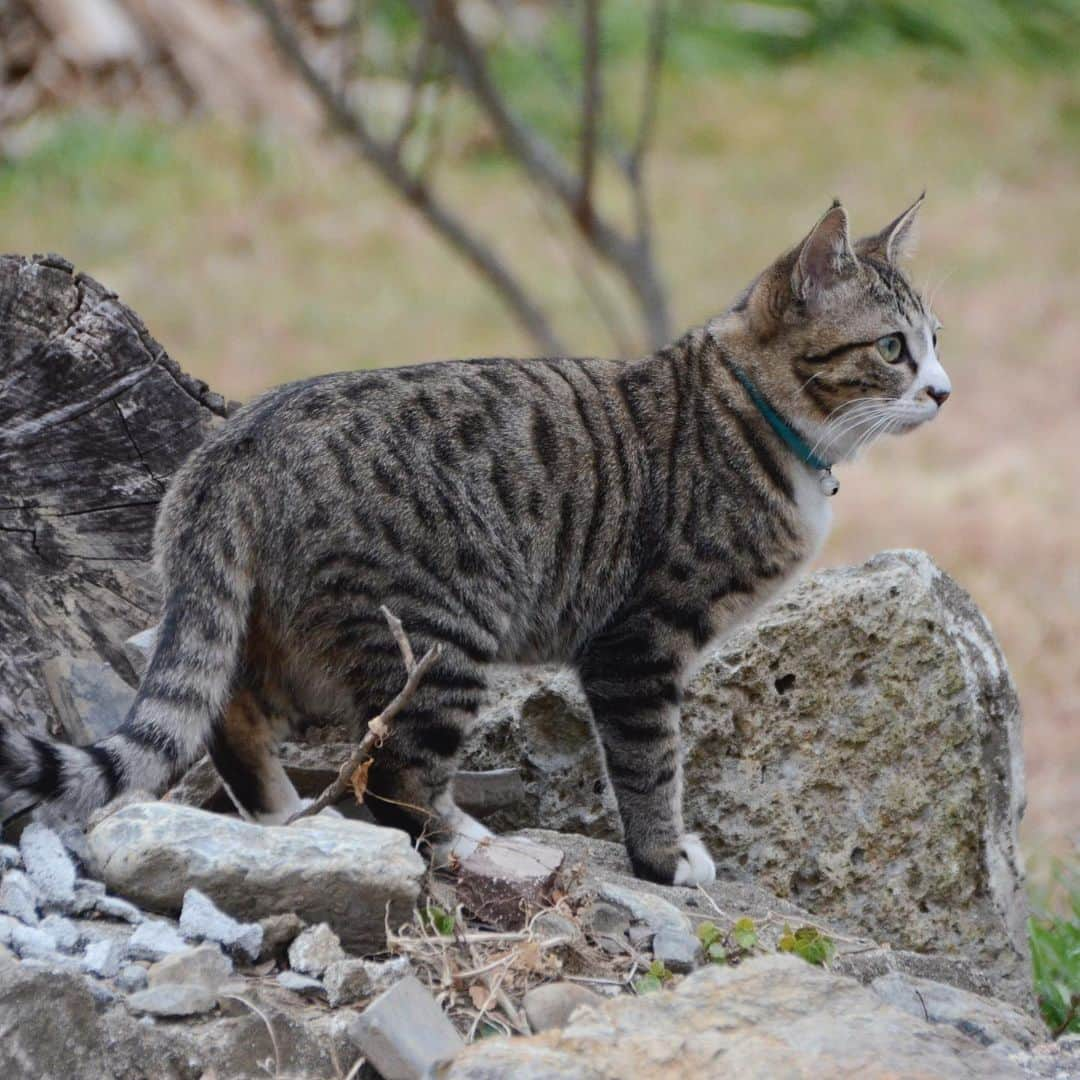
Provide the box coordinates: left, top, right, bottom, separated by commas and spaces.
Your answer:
0, 468, 253, 822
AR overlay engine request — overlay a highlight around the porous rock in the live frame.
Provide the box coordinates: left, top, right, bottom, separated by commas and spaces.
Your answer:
277, 970, 326, 996
439, 955, 1023, 1079
82, 938, 125, 979
288, 922, 345, 976
22, 819, 80, 906
87, 802, 424, 953
324, 957, 372, 1007
179, 887, 262, 961
116, 963, 148, 993
465, 552, 1030, 1006
39, 913, 81, 953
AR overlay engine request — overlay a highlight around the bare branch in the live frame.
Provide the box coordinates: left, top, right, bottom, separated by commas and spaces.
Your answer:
390, 13, 437, 159
630, 0, 666, 179
287, 609, 442, 824
250, 0, 567, 355
577, 0, 601, 238
417, 0, 672, 347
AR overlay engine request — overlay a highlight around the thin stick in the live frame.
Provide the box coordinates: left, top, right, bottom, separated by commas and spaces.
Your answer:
286, 609, 441, 823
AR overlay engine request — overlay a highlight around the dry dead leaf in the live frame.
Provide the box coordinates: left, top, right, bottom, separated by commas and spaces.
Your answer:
468, 983, 490, 1010
351, 757, 373, 804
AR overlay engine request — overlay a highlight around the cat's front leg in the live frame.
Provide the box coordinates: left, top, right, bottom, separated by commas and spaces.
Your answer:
577, 623, 716, 887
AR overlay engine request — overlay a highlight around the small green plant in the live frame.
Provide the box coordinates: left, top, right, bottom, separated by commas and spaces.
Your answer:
695, 921, 728, 964
422, 904, 457, 936
732, 917, 759, 952
634, 959, 674, 995
778, 925, 836, 967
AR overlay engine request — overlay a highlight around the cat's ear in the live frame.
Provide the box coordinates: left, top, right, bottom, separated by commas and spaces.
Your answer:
855, 192, 924, 264
790, 200, 857, 303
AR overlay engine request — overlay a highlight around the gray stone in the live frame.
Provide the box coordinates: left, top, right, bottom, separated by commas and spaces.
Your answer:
39, 913, 81, 953
10, 922, 58, 960
82, 937, 125, 978
88, 802, 424, 953
288, 922, 346, 976
0, 913, 22, 944
0, 844, 22, 870
277, 970, 327, 996
464, 553, 1031, 1007
595, 882, 691, 936
126, 983, 218, 1017
41, 655, 135, 744
440, 955, 1023, 1079
870, 972, 1045, 1050
580, 901, 630, 942
115, 963, 149, 993
324, 958, 372, 1007
523, 982, 605, 1033
149, 943, 233, 991
70, 877, 106, 915
0, 962, 357, 1078
456, 835, 564, 930
94, 894, 143, 923
257, 911, 305, 961
364, 956, 413, 995
0, 869, 41, 924
123, 626, 158, 678
179, 887, 262, 961
349, 975, 463, 1079
651, 928, 702, 973
127, 919, 188, 961
531, 910, 580, 946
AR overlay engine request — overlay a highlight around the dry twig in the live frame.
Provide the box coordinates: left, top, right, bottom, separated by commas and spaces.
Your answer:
286, 605, 441, 824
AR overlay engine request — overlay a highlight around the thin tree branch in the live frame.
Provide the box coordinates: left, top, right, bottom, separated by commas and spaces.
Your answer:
417, 0, 671, 347
626, 0, 666, 257
390, 13, 437, 159
578, 0, 600, 238
287, 607, 442, 823
250, 0, 567, 355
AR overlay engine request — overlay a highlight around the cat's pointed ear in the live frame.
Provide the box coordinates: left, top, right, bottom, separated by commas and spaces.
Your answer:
790, 200, 857, 303
855, 192, 924, 264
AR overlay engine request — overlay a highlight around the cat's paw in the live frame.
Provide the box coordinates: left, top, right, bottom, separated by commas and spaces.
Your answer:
673, 833, 716, 886
432, 811, 493, 864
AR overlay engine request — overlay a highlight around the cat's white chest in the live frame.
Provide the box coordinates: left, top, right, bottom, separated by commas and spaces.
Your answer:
792, 465, 833, 560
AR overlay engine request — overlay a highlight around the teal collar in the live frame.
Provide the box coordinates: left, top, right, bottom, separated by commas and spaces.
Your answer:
729, 363, 836, 482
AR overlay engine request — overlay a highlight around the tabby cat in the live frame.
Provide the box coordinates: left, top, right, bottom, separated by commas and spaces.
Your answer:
0, 197, 949, 886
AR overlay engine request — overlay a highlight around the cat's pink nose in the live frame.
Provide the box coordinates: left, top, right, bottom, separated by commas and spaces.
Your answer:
927, 387, 950, 407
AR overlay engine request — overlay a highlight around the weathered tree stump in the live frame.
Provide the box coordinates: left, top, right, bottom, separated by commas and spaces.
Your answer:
0, 253, 227, 743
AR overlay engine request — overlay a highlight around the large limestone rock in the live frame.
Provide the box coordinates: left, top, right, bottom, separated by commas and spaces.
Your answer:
463, 551, 1029, 1006
87, 802, 424, 953
438, 954, 1022, 1079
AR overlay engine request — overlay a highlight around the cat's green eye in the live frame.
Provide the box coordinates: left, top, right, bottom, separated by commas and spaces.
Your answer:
876, 335, 903, 363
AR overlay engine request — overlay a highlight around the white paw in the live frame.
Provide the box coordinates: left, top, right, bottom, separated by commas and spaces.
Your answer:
673, 833, 716, 886
433, 812, 493, 863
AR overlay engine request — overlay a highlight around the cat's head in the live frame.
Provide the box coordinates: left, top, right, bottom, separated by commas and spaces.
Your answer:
727, 196, 948, 463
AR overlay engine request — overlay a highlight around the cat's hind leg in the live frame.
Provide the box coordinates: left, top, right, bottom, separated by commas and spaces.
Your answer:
209, 690, 305, 825
577, 619, 716, 887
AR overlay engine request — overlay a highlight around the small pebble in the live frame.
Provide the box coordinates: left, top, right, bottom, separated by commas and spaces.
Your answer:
82, 938, 125, 979
19, 823, 77, 905
127, 919, 187, 961
288, 923, 345, 977
148, 944, 232, 991
178, 888, 262, 962
10, 922, 59, 961
651, 928, 702, 974
324, 958, 371, 1007
0, 844, 22, 871
126, 983, 217, 1017
0, 870, 42, 925
524, 981, 605, 1032
116, 964, 149, 993
40, 914, 81, 953
94, 895, 143, 924
277, 970, 327, 996
364, 956, 412, 995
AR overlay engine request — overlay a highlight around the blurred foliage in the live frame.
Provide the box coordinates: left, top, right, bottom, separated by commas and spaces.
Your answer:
1029, 859, 1080, 1036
